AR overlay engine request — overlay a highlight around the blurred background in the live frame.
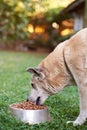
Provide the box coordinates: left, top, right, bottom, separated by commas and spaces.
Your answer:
0, 0, 86, 52
1, 1, 87, 129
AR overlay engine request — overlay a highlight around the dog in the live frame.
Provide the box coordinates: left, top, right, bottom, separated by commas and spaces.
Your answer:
27, 28, 87, 126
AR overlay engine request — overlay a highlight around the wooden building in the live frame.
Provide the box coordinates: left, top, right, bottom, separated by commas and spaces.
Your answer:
57, 0, 86, 36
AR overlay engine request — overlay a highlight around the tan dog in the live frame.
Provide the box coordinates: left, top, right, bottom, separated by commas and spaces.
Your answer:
27, 28, 87, 126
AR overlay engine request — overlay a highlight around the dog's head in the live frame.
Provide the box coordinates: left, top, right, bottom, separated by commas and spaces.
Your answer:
26, 67, 54, 105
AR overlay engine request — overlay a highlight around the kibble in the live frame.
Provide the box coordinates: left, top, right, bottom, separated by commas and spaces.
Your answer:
12, 101, 45, 110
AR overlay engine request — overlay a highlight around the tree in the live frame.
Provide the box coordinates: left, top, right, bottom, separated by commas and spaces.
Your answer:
0, 0, 38, 42
0, 0, 74, 43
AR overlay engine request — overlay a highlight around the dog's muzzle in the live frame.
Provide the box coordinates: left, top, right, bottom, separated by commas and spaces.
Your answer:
26, 96, 41, 105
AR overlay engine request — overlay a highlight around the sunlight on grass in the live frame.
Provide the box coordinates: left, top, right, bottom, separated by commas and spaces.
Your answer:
0, 51, 87, 130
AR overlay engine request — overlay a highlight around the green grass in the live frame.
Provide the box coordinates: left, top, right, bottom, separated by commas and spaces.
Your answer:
0, 51, 87, 130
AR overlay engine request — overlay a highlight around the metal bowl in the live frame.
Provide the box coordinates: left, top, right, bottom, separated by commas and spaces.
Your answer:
9, 103, 51, 124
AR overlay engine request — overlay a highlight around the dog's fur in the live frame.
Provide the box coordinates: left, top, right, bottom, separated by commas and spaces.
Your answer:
27, 28, 87, 126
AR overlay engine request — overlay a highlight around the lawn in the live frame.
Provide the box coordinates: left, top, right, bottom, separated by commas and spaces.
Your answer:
0, 51, 87, 130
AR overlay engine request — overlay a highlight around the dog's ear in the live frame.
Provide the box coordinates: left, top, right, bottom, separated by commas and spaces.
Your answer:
26, 67, 45, 79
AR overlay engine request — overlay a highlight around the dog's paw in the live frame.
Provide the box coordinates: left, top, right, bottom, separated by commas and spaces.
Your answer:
66, 120, 82, 126
73, 120, 82, 126
67, 118, 85, 126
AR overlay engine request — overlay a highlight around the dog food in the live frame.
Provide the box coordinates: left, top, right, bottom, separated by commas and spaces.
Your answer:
12, 101, 45, 110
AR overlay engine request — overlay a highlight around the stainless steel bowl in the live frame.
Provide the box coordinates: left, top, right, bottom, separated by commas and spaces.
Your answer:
9, 103, 51, 124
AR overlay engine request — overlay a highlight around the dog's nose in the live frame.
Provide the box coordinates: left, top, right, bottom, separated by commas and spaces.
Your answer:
26, 98, 29, 102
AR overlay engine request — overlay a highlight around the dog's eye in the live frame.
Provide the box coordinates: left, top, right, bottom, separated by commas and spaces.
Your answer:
31, 83, 36, 89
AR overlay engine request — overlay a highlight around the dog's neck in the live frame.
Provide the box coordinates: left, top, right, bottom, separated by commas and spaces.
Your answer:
39, 41, 72, 93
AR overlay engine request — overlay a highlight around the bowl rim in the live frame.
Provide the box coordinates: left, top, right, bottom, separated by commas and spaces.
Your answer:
9, 103, 48, 112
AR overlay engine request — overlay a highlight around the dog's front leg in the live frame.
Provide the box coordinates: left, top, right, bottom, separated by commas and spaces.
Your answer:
73, 86, 87, 126
67, 86, 87, 126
